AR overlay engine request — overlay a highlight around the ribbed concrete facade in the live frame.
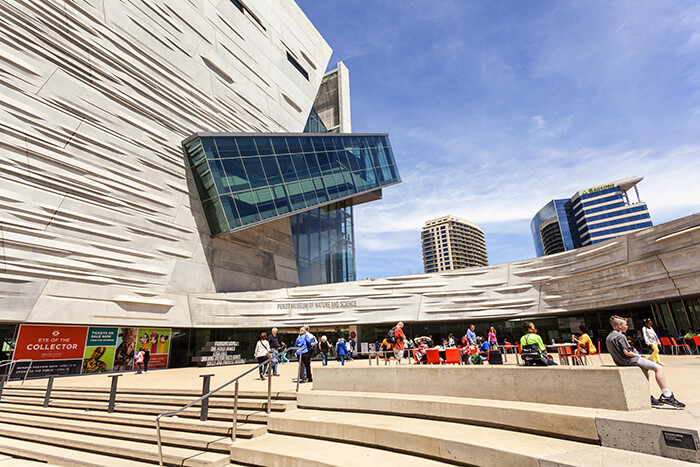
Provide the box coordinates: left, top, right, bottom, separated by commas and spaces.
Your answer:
422, 215, 488, 273
184, 213, 699, 329
0, 0, 332, 325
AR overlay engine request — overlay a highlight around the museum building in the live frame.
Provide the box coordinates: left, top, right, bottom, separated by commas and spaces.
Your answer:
1, 0, 699, 376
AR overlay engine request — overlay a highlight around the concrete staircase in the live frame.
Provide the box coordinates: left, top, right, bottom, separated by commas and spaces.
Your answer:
0, 384, 295, 466
230, 391, 696, 466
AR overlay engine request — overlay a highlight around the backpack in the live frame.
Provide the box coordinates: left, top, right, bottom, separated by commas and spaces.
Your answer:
386, 328, 396, 345
520, 336, 545, 366
309, 341, 320, 357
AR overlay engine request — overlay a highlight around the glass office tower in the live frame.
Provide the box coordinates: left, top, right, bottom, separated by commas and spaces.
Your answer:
532, 177, 652, 256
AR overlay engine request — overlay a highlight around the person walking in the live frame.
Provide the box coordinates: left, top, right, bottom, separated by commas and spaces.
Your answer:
607, 316, 684, 408
254, 332, 272, 380
466, 324, 477, 346
267, 327, 281, 376
319, 336, 331, 366
295, 327, 314, 383
336, 338, 347, 366
642, 319, 663, 365
142, 348, 150, 373
392, 321, 406, 365
488, 327, 498, 349
134, 348, 145, 375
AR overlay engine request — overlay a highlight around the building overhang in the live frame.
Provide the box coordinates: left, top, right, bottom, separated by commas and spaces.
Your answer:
182, 132, 401, 236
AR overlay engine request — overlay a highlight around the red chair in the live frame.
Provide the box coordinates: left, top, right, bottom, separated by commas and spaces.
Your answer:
559, 344, 574, 365
426, 349, 441, 365
670, 337, 692, 355
444, 348, 461, 364
693, 336, 700, 354
659, 337, 674, 354
571, 342, 589, 365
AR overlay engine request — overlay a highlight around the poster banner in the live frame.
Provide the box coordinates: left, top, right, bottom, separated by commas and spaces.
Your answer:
11, 324, 172, 378
113, 327, 138, 372
13, 325, 88, 361
136, 328, 171, 370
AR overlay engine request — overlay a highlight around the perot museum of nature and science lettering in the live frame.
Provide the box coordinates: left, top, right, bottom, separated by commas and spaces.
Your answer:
1, 0, 699, 378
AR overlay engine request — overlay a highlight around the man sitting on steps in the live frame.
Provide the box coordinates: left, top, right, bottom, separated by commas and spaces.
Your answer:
606, 315, 685, 408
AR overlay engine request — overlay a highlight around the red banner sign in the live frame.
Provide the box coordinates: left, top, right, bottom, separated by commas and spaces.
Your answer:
13, 325, 88, 361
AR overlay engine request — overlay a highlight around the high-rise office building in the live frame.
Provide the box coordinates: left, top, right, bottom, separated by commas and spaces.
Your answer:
531, 176, 653, 256
422, 216, 488, 273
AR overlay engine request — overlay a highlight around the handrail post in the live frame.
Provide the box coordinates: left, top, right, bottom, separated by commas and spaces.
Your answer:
0, 374, 6, 401
156, 416, 164, 467
22, 361, 33, 385
43, 375, 54, 408
266, 358, 272, 414
295, 352, 302, 392
231, 380, 239, 443
199, 374, 214, 421
107, 374, 121, 413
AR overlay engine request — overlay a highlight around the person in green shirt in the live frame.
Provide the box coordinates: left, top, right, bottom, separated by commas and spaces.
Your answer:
520, 321, 557, 366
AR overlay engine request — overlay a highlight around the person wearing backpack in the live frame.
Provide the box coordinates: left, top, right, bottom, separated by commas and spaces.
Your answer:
520, 321, 557, 366
389, 321, 406, 365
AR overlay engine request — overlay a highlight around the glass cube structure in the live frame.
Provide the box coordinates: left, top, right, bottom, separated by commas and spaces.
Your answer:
183, 133, 401, 236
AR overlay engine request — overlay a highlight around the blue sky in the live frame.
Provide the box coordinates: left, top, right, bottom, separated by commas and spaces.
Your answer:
297, 0, 700, 279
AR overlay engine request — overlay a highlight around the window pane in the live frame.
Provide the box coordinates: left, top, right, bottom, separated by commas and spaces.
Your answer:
220, 158, 250, 192
242, 157, 267, 188
260, 156, 282, 185
236, 138, 258, 157
277, 154, 298, 183
253, 187, 278, 220
232, 191, 260, 225
254, 137, 273, 155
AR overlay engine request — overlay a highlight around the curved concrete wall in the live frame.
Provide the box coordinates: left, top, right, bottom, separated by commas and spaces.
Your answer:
185, 213, 700, 329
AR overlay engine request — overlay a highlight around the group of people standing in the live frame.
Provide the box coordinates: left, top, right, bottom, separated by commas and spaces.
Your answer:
253, 326, 356, 384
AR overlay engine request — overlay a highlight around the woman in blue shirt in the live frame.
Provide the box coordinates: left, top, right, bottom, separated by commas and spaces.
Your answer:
294, 327, 314, 383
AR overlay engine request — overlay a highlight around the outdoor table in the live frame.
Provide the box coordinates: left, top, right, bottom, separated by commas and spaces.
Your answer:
546, 343, 575, 365
501, 344, 519, 365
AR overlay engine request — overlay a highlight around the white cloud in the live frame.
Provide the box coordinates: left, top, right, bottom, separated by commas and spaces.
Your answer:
355, 143, 700, 253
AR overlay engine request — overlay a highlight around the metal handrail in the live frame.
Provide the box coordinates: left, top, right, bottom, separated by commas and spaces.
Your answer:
0, 359, 33, 385
155, 346, 303, 467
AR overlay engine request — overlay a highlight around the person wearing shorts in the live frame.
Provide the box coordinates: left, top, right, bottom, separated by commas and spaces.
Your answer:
606, 315, 684, 408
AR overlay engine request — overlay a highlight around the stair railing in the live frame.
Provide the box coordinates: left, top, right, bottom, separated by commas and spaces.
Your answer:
0, 359, 34, 384
155, 347, 303, 467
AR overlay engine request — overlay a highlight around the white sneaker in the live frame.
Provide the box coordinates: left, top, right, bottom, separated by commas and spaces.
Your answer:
658, 362, 666, 366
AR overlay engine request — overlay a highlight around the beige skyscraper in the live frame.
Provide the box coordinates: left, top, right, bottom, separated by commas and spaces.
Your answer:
422, 215, 488, 273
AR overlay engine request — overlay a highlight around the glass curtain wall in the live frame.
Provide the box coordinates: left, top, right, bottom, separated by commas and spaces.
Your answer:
291, 200, 355, 285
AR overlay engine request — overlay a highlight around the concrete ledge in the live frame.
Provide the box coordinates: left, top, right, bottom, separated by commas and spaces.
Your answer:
313, 366, 651, 411
297, 390, 603, 442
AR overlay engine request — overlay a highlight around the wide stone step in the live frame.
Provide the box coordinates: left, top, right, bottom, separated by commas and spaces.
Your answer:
0, 396, 277, 422
0, 411, 237, 453
0, 434, 155, 466
0, 421, 231, 466
5, 384, 297, 400
0, 402, 265, 438
267, 409, 691, 466
1, 388, 295, 410
230, 432, 454, 466
297, 390, 610, 442
0, 454, 51, 466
